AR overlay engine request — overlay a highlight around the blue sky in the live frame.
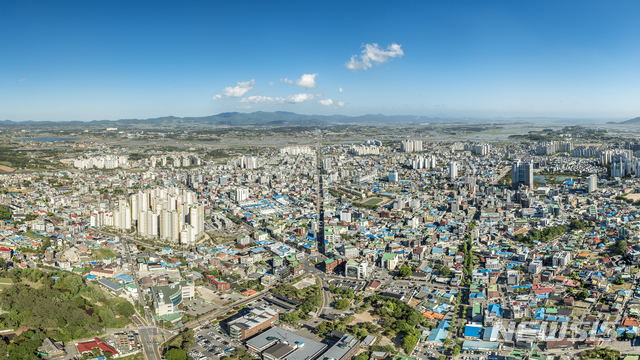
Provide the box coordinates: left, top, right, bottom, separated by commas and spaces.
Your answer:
2, 1, 640, 121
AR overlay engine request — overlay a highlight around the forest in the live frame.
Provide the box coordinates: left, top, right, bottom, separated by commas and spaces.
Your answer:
0, 268, 135, 359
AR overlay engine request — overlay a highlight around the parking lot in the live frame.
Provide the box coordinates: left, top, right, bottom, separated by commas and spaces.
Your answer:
183, 297, 220, 317
329, 279, 365, 291
190, 324, 242, 360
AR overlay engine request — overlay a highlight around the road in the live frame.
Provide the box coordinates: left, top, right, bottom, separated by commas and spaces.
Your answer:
490, 166, 511, 185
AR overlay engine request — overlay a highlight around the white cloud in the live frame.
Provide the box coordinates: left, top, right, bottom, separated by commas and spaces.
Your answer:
238, 93, 314, 104
19, 78, 26, 82
318, 99, 333, 106
345, 43, 404, 70
295, 73, 318, 89
269, 81, 274, 86
316, 94, 323, 98
239, 96, 284, 104
339, 87, 345, 92
280, 78, 293, 84
213, 79, 255, 99
337, 101, 345, 107
286, 93, 314, 103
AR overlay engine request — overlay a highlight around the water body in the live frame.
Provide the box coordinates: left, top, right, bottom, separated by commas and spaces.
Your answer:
534, 175, 573, 184
19, 137, 78, 142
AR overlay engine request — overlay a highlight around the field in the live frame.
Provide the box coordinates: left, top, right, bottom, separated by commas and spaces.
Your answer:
624, 194, 640, 201
361, 197, 385, 206
92, 247, 118, 260
0, 165, 15, 172
0, 278, 14, 291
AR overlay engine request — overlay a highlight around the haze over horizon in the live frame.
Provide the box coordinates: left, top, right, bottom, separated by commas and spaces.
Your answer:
2, 1, 640, 122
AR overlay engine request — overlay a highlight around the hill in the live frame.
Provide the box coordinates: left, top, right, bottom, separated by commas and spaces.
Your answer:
620, 117, 640, 124
0, 111, 447, 129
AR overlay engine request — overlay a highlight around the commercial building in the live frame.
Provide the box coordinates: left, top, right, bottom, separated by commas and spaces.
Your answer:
228, 306, 279, 340
319, 333, 360, 360
151, 281, 195, 316
246, 327, 327, 360
345, 259, 368, 279
511, 160, 534, 189
449, 162, 458, 180
587, 174, 597, 193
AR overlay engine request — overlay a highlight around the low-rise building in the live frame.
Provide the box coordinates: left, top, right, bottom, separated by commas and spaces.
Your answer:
228, 306, 279, 340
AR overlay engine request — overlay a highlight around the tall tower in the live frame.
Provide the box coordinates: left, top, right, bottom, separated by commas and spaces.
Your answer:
316, 137, 326, 255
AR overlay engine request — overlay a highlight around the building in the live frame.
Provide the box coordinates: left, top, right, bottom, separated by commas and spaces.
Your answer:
76, 338, 118, 357
340, 211, 352, 223
342, 245, 359, 258
228, 306, 280, 340
320, 334, 360, 360
484, 257, 499, 270
316, 142, 327, 255
235, 188, 250, 202
507, 270, 519, 286
449, 162, 458, 181
511, 160, 534, 189
205, 275, 231, 290
0, 247, 12, 261
388, 171, 398, 183
381, 252, 398, 270
528, 259, 543, 274
151, 281, 195, 316
552, 251, 571, 267
246, 327, 327, 360
261, 274, 278, 287
401, 139, 423, 153
37, 338, 66, 359
587, 174, 597, 193
345, 259, 368, 279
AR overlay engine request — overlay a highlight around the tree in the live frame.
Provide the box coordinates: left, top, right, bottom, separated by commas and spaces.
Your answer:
439, 356, 446, 360
403, 334, 418, 354
441, 267, 451, 277
335, 299, 350, 310
627, 332, 635, 339
165, 348, 187, 360
576, 290, 589, 300
614, 277, 624, 285
99, 308, 116, 327
443, 337, 451, 345
453, 345, 461, 355
399, 264, 412, 278
614, 240, 628, 255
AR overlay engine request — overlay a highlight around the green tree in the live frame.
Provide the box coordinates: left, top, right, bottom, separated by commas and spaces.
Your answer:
335, 299, 350, 310
576, 290, 589, 300
99, 308, 116, 327
441, 266, 451, 277
453, 345, 461, 355
443, 338, 451, 345
398, 264, 412, 278
165, 348, 187, 360
614, 277, 624, 285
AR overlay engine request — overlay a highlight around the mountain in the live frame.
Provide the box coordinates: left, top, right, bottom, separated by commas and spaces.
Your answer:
0, 111, 448, 129
620, 117, 640, 124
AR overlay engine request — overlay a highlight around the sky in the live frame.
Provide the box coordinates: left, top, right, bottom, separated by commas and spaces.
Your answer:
2, 0, 640, 121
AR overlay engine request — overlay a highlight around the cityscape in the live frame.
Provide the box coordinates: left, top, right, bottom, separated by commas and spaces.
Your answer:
3, 2, 640, 360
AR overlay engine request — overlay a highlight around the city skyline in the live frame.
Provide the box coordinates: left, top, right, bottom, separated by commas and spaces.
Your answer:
2, 1, 640, 121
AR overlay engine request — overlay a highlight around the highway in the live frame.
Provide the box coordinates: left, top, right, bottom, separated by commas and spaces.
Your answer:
490, 166, 511, 185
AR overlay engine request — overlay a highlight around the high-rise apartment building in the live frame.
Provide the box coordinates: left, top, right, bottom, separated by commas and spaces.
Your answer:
511, 160, 534, 189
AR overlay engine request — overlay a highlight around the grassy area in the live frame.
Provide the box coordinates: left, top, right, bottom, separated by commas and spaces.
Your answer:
24, 230, 48, 240
92, 247, 118, 260
611, 283, 633, 291
0, 278, 13, 291
362, 197, 385, 206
